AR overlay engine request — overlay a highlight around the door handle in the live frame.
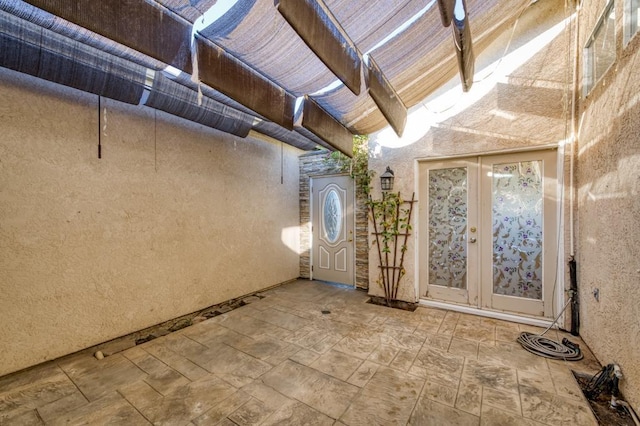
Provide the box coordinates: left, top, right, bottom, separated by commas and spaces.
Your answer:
469, 237, 477, 243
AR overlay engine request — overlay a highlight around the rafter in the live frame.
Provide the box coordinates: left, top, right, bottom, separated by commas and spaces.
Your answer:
302, 96, 353, 157
367, 57, 408, 138
196, 37, 296, 130
276, 0, 362, 96
22, 0, 192, 72
453, 2, 475, 92
437, 0, 456, 27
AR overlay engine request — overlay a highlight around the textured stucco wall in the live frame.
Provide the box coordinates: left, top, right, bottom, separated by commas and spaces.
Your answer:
368, 0, 574, 305
576, 0, 640, 411
0, 68, 302, 377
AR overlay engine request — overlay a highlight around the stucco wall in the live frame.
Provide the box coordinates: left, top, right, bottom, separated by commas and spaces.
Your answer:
0, 67, 302, 377
368, 0, 574, 305
576, 0, 640, 411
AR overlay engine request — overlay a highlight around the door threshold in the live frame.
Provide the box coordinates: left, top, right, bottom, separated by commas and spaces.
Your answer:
419, 299, 555, 329
313, 279, 356, 290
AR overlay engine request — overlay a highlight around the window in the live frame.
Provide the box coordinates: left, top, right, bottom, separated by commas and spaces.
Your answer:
583, 0, 616, 96
625, 0, 640, 44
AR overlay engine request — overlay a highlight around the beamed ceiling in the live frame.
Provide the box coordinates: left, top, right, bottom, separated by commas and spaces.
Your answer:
0, 0, 530, 156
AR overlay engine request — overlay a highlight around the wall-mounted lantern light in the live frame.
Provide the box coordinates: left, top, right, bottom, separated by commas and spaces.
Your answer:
380, 166, 395, 192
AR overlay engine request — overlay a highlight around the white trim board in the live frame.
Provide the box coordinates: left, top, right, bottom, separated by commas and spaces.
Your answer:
419, 299, 556, 329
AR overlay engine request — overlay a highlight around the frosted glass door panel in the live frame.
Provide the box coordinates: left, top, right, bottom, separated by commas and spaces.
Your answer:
419, 158, 477, 306
491, 161, 543, 300
481, 150, 557, 319
428, 167, 468, 290
323, 189, 342, 243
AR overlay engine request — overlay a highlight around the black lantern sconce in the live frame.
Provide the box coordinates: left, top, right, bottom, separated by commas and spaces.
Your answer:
380, 166, 395, 192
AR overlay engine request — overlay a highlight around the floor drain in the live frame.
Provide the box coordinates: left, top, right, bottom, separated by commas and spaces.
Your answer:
321, 310, 331, 314
573, 370, 639, 425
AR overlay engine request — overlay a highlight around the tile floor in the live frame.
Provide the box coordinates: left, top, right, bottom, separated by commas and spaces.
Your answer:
0, 280, 603, 425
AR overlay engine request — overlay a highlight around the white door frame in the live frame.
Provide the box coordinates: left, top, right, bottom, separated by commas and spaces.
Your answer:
414, 146, 564, 327
310, 174, 356, 287
418, 157, 479, 306
479, 150, 558, 318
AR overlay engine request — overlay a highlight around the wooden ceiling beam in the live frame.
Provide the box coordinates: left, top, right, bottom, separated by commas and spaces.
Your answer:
453, 3, 475, 92
23, 0, 192, 73
367, 57, 408, 138
302, 96, 353, 157
276, 0, 362, 96
437, 0, 455, 27
21, 0, 403, 145
23, 0, 299, 129
196, 37, 296, 129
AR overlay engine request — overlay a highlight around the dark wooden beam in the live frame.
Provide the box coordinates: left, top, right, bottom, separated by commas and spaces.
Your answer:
453, 10, 475, 92
367, 57, 407, 138
437, 0, 455, 27
276, 0, 361, 96
22, 0, 298, 129
22, 0, 368, 141
196, 37, 295, 129
302, 96, 353, 157
23, 0, 192, 73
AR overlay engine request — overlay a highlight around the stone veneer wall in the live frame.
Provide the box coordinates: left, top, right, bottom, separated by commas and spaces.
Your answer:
299, 151, 369, 289
0, 67, 302, 377
575, 0, 640, 411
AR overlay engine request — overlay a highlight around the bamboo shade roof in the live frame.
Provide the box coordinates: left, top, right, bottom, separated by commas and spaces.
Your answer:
0, 0, 530, 155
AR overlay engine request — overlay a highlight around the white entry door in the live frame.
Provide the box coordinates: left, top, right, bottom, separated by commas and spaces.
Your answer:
419, 150, 558, 318
312, 175, 355, 286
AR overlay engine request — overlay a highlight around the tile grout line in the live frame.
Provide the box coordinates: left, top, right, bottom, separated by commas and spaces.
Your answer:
514, 369, 525, 418
406, 366, 430, 425
116, 388, 154, 425
137, 344, 193, 384
404, 319, 432, 424
55, 363, 91, 408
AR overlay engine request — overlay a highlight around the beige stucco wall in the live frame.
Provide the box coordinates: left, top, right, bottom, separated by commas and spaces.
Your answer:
576, 0, 640, 411
0, 67, 302, 377
368, 0, 574, 305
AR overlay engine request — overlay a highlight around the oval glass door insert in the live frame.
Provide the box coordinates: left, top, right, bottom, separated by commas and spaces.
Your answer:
323, 189, 342, 243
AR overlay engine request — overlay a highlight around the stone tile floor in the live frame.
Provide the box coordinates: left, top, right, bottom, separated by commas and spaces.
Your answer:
1, 280, 602, 425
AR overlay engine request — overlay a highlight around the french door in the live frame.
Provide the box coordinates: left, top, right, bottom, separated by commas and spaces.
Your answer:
418, 150, 558, 318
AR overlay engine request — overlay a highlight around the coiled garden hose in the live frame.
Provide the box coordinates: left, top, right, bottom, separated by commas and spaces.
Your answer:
517, 332, 583, 360
517, 297, 583, 361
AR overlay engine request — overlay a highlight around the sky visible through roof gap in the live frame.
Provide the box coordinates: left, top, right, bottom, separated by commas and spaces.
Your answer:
374, 15, 572, 148
310, 0, 438, 99
171, 0, 469, 127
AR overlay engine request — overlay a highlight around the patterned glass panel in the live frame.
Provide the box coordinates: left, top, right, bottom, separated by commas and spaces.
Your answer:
428, 167, 468, 289
323, 189, 342, 243
492, 161, 543, 299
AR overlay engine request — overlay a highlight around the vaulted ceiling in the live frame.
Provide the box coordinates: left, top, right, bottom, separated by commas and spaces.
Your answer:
0, 0, 530, 156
